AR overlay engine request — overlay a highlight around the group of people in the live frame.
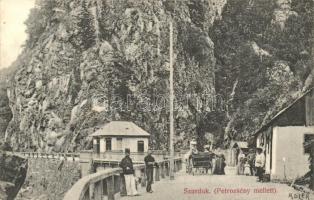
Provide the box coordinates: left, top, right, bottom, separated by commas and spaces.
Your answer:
205, 146, 226, 175
119, 148, 156, 196
186, 145, 226, 175
237, 148, 265, 182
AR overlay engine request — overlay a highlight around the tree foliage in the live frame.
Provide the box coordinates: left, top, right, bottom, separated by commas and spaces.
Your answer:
210, 0, 313, 142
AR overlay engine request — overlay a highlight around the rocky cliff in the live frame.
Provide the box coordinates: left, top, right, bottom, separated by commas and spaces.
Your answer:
0, 67, 15, 141
210, 0, 314, 142
3, 0, 314, 151
5, 0, 226, 152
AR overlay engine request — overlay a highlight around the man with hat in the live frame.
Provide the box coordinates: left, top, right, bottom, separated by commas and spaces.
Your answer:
247, 148, 256, 176
255, 148, 265, 182
120, 148, 138, 196
144, 149, 156, 193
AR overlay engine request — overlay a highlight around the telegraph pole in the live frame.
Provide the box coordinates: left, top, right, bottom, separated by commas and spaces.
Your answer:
169, 19, 175, 180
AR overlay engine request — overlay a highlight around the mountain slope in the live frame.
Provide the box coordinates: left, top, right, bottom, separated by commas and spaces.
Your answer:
3, 0, 313, 151
5, 0, 224, 152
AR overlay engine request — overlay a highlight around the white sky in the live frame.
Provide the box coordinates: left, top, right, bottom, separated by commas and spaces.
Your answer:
0, 0, 35, 69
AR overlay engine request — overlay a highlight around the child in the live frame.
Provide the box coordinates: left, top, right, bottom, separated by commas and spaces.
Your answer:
244, 160, 250, 176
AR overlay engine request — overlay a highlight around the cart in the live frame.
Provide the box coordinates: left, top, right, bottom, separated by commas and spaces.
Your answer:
187, 152, 214, 175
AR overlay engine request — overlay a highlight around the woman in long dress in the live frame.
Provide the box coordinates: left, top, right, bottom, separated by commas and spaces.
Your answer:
237, 150, 245, 175
213, 154, 226, 175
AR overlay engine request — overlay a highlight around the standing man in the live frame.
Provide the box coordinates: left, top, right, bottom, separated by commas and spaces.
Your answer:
120, 148, 138, 196
247, 149, 256, 176
144, 149, 155, 193
255, 148, 265, 182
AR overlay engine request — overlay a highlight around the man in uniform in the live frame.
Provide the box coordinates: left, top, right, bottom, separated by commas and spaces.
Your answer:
120, 148, 138, 196
144, 149, 156, 193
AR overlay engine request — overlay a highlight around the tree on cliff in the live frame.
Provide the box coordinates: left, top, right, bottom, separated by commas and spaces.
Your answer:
209, 0, 313, 143
78, 0, 96, 49
69, 0, 96, 50
25, 0, 57, 47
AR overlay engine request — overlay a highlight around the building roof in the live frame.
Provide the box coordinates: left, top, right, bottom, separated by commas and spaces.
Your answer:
230, 141, 248, 149
253, 87, 314, 136
90, 121, 150, 137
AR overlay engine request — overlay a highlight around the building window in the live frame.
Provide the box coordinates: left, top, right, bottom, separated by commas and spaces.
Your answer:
93, 138, 100, 154
106, 138, 112, 151
137, 140, 144, 153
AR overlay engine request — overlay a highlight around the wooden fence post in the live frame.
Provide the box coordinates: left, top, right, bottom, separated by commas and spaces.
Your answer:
165, 161, 169, 176
155, 166, 160, 181
120, 174, 127, 196
161, 163, 165, 178
94, 180, 103, 200
114, 175, 120, 199
179, 160, 182, 171
107, 176, 115, 200
89, 183, 95, 200
141, 168, 146, 187
174, 160, 177, 172
83, 189, 90, 200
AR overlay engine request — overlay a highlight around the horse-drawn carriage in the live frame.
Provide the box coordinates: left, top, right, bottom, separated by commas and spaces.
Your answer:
186, 152, 215, 175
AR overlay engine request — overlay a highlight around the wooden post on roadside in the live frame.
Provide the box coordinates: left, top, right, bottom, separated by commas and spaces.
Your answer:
120, 174, 127, 196
161, 163, 165, 178
155, 165, 160, 181
94, 180, 103, 200
165, 161, 170, 176
89, 183, 95, 200
169, 16, 175, 181
141, 168, 146, 187
107, 176, 115, 200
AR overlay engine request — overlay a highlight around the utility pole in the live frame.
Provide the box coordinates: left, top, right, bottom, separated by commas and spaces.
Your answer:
169, 18, 175, 180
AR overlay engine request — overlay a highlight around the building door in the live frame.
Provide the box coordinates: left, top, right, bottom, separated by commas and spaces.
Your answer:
116, 138, 122, 151
105, 138, 112, 151
137, 141, 144, 153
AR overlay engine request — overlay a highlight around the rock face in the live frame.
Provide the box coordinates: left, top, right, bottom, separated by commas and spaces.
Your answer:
3, 0, 314, 151
210, 0, 314, 142
0, 67, 15, 141
0, 153, 28, 200
5, 0, 226, 152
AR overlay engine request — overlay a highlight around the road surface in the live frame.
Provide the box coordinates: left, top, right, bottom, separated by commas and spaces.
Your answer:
123, 166, 313, 200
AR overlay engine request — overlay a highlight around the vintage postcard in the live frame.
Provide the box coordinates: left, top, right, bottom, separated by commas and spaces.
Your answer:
0, 0, 314, 200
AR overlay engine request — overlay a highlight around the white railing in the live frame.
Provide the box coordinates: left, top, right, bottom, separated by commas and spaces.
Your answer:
63, 158, 183, 200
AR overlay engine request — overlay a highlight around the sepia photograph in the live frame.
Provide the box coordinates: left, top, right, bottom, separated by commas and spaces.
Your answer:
0, 0, 314, 200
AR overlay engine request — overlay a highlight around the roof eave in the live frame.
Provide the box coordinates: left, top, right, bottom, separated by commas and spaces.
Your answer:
252, 87, 314, 138
90, 135, 150, 137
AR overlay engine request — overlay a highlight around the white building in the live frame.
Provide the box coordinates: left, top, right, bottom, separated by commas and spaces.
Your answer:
254, 87, 314, 180
90, 121, 150, 153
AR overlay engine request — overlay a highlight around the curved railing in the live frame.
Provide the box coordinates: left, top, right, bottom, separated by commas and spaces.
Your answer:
63, 158, 182, 200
